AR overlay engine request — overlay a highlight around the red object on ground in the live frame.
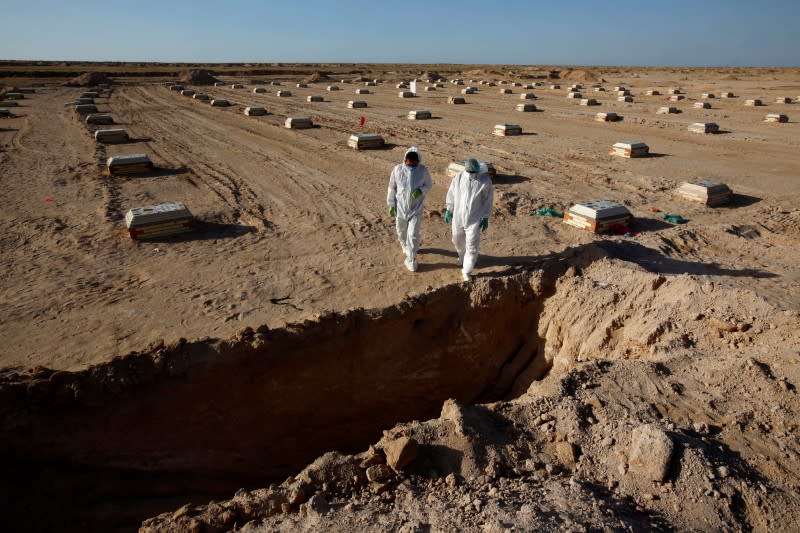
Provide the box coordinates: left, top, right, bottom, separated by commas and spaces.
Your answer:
359, 116, 365, 127
44, 196, 53, 203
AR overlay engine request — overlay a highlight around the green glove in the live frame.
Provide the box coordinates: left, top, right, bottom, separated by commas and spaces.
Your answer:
480, 218, 489, 232
389, 206, 396, 217
411, 188, 422, 200
443, 209, 452, 224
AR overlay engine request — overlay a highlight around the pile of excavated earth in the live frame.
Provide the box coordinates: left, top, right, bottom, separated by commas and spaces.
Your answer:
178, 69, 220, 86
61, 71, 115, 86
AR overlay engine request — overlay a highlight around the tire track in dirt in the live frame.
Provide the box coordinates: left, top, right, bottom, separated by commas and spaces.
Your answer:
112, 86, 399, 255
111, 88, 272, 228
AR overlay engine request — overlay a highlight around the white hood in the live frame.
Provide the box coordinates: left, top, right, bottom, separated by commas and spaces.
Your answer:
404, 146, 421, 162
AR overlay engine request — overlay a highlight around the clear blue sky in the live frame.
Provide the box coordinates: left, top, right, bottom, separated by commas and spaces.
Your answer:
1, 0, 798, 66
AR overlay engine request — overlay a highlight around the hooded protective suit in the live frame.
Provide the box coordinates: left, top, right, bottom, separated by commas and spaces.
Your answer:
445, 167, 494, 279
387, 147, 433, 271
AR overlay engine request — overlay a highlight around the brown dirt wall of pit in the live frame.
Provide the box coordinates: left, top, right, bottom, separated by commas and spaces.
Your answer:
0, 267, 559, 531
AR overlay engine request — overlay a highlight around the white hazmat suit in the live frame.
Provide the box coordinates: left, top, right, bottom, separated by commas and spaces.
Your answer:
387, 147, 433, 271
445, 167, 494, 280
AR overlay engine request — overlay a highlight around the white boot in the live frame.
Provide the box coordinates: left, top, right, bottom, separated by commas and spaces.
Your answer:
462, 271, 471, 281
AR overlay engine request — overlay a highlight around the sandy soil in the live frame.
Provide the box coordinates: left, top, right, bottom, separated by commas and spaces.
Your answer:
1, 67, 798, 371
1, 65, 800, 532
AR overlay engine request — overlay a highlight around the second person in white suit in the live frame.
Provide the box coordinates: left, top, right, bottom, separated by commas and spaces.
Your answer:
444, 158, 494, 281
387, 147, 433, 272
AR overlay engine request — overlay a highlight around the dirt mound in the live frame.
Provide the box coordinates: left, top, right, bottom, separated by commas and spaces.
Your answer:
303, 71, 330, 83
564, 69, 599, 82
721, 74, 739, 81
178, 69, 219, 86
463, 69, 495, 78
422, 71, 444, 82
61, 72, 115, 87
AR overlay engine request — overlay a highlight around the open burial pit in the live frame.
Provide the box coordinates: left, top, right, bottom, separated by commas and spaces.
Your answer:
0, 267, 558, 531
3, 244, 796, 531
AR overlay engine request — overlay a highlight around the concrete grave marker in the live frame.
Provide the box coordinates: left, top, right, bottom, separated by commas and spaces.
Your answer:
244, 106, 267, 116
85, 113, 114, 124
493, 124, 522, 136
765, 113, 788, 123
106, 153, 153, 175
125, 202, 196, 240
285, 116, 313, 129
688, 122, 719, 133
74, 104, 98, 114
408, 109, 431, 120
347, 133, 385, 149
676, 179, 732, 206
564, 200, 633, 233
595, 112, 622, 122
610, 141, 649, 158
94, 129, 129, 143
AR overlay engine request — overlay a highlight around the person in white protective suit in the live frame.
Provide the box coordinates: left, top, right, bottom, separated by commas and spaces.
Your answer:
387, 147, 433, 272
444, 158, 494, 281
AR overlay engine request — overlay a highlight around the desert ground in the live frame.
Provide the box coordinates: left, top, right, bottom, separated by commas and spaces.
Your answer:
0, 63, 799, 531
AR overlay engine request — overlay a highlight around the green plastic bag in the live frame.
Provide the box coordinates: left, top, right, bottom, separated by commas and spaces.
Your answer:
663, 214, 687, 224
537, 207, 564, 218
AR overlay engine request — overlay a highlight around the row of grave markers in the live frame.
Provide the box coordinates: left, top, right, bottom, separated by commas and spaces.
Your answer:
160, 79, 750, 236
67, 87, 196, 239
71, 76, 785, 240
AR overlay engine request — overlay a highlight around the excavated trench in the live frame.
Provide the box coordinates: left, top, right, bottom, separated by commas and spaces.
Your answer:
0, 268, 563, 531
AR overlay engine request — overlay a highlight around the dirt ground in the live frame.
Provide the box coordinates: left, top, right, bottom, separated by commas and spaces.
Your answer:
1, 64, 799, 531
1, 65, 798, 371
